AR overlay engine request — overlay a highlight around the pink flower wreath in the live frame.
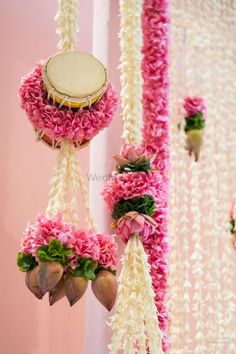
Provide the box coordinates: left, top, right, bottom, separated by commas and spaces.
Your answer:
19, 214, 118, 272
19, 63, 118, 146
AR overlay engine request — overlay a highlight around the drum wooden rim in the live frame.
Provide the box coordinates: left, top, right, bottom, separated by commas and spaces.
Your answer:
42, 51, 108, 109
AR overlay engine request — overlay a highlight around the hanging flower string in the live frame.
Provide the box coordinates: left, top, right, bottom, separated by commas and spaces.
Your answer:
55, 0, 79, 51
102, 0, 164, 352
182, 97, 207, 161
102, 145, 163, 353
17, 0, 119, 310
141, 0, 170, 352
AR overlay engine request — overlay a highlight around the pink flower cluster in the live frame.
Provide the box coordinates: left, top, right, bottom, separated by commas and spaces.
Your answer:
20, 214, 118, 270
183, 96, 207, 119
101, 171, 160, 210
19, 64, 118, 144
142, 0, 170, 351
97, 233, 118, 268
21, 214, 73, 256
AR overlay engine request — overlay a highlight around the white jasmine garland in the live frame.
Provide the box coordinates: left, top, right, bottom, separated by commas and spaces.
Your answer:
168, 9, 190, 351
119, 0, 143, 147
46, 141, 70, 221
55, 0, 79, 51
169, 1, 236, 353
109, 234, 163, 354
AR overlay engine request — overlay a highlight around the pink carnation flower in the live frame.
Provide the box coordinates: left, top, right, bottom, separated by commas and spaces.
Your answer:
69, 229, 100, 268
183, 96, 207, 119
116, 211, 157, 243
97, 233, 118, 268
20, 214, 74, 256
102, 171, 160, 210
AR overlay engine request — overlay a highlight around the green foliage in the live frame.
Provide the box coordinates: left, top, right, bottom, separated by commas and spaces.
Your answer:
117, 160, 151, 174
17, 253, 37, 272
184, 112, 206, 132
112, 194, 156, 220
37, 239, 73, 266
71, 258, 98, 280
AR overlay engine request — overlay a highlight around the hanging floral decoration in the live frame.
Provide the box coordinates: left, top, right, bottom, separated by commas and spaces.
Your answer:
229, 202, 236, 249
102, 144, 163, 352
102, 0, 165, 351
141, 0, 170, 351
17, 214, 118, 307
182, 97, 206, 161
102, 145, 158, 244
16, 0, 119, 310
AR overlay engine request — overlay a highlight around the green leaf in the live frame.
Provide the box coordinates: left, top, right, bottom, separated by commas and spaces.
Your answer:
36, 239, 73, 266
184, 112, 206, 132
71, 258, 98, 280
112, 194, 156, 220
117, 161, 151, 174
17, 253, 37, 272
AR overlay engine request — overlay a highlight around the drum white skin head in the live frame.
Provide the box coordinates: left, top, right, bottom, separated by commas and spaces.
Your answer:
42, 51, 108, 108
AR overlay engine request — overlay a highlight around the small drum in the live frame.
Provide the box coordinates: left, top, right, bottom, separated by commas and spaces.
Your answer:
42, 50, 108, 109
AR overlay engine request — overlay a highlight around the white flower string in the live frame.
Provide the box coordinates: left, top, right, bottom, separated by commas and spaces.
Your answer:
46, 141, 70, 221
218, 2, 236, 351
109, 234, 162, 354
169, 0, 236, 353
119, 0, 143, 146
108, 0, 164, 352
55, 0, 79, 51
168, 9, 190, 352
67, 144, 96, 230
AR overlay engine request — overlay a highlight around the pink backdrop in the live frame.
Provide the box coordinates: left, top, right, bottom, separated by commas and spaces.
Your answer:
0, 1, 104, 353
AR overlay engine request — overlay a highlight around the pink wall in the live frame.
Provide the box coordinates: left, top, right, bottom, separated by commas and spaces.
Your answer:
0, 1, 94, 353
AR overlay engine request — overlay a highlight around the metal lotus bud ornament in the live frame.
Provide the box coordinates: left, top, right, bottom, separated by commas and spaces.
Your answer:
37, 261, 64, 295
49, 278, 66, 306
91, 270, 118, 311
185, 129, 203, 162
25, 267, 43, 300
64, 273, 88, 306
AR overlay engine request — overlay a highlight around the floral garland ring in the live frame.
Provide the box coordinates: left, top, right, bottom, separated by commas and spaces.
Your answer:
102, 144, 164, 352
19, 63, 118, 148
17, 214, 118, 309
